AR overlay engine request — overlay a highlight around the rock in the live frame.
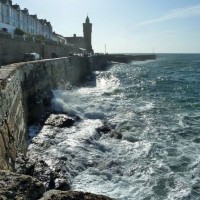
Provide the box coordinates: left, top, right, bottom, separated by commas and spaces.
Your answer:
0, 171, 114, 200
39, 190, 115, 200
122, 132, 140, 143
54, 178, 71, 190
15, 156, 71, 191
96, 122, 122, 140
193, 138, 200, 143
96, 122, 112, 134
32, 160, 56, 190
110, 130, 122, 139
15, 153, 35, 176
0, 170, 45, 200
44, 114, 75, 128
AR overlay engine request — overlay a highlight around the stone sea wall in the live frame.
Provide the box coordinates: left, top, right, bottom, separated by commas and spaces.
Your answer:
0, 56, 107, 170
0, 34, 77, 65
107, 54, 156, 63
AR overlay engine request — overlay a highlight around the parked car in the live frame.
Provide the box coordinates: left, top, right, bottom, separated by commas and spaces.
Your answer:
51, 52, 58, 58
23, 53, 42, 62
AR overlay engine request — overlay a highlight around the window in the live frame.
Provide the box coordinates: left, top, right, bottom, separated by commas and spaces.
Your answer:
6, 5, 10, 24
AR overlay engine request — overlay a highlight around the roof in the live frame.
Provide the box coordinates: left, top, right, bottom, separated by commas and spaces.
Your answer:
65, 36, 84, 39
21, 8, 29, 15
30, 15, 38, 19
38, 19, 51, 26
12, 4, 20, 10
0, 0, 6, 3
85, 15, 90, 23
0, 0, 12, 5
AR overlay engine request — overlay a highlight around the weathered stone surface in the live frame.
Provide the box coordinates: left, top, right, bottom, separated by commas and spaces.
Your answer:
44, 114, 76, 128
32, 160, 56, 190
15, 154, 71, 191
28, 90, 54, 123
0, 69, 27, 170
0, 35, 75, 65
0, 170, 114, 200
0, 170, 45, 200
40, 190, 115, 200
15, 153, 35, 175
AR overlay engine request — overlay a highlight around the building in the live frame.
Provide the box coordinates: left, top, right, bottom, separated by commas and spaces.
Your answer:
0, 0, 53, 39
65, 16, 93, 53
65, 33, 86, 52
0, 1, 93, 51
52, 32, 67, 44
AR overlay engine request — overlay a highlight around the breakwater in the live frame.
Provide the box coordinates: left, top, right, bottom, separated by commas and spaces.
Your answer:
107, 54, 156, 63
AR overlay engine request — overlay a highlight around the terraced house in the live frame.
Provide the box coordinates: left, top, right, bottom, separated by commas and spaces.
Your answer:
0, 0, 53, 39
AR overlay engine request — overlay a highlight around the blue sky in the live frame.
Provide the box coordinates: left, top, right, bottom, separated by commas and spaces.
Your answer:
13, 0, 200, 53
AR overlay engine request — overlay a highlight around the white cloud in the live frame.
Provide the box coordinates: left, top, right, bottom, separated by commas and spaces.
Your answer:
139, 4, 200, 25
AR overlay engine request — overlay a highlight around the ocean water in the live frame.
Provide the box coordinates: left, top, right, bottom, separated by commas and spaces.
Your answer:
28, 54, 200, 200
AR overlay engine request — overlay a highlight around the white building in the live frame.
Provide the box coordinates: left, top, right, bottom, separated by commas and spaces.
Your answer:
52, 32, 67, 44
0, 0, 53, 39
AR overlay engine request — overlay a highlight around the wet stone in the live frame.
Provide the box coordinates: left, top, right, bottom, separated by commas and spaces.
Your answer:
54, 178, 71, 190
44, 114, 75, 128
39, 190, 115, 200
193, 138, 200, 143
96, 124, 112, 134
0, 170, 45, 200
96, 121, 113, 137
15, 155, 71, 191
110, 130, 122, 139
15, 153, 35, 176
96, 121, 122, 140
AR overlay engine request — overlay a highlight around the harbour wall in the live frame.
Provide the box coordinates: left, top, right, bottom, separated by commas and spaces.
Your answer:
0, 55, 107, 170
107, 54, 156, 63
0, 33, 77, 65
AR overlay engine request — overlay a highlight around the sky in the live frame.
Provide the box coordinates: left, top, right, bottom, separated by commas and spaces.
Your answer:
12, 0, 200, 53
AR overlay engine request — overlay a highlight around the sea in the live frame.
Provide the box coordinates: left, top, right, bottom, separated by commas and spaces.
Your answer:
28, 54, 200, 200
